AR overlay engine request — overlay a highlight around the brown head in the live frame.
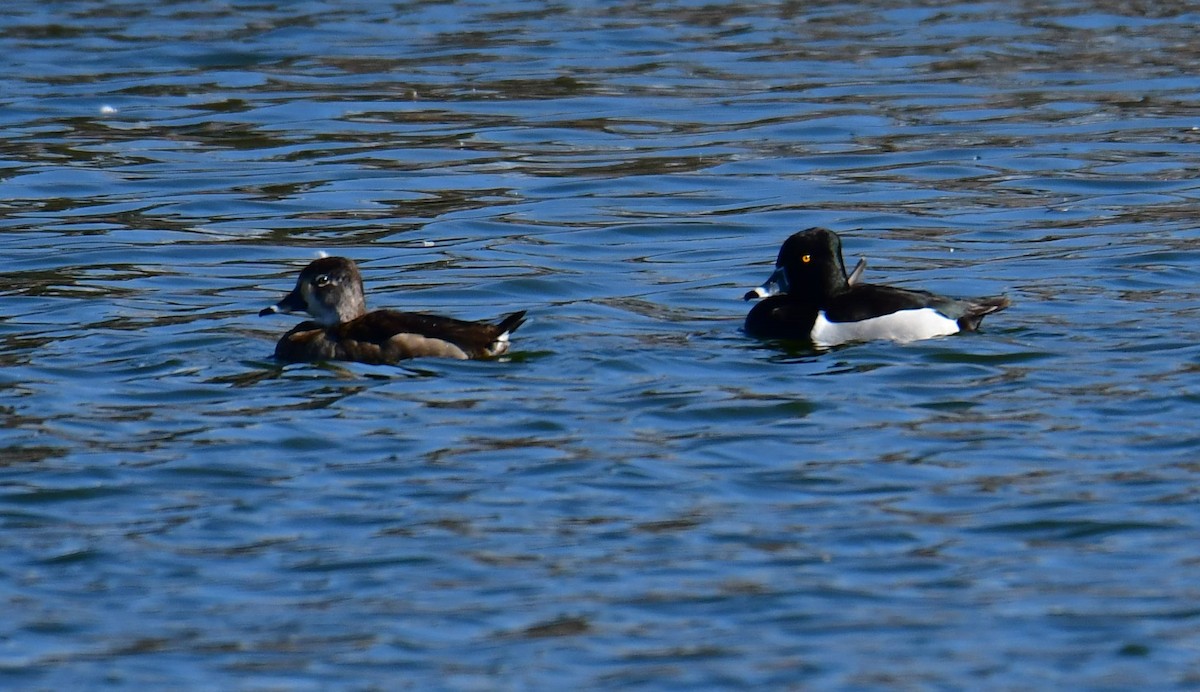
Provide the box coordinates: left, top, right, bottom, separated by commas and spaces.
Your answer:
259, 256, 368, 327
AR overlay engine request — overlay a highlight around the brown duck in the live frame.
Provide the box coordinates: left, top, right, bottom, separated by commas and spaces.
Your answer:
260, 256, 527, 364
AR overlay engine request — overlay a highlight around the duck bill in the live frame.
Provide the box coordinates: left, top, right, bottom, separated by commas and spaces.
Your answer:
259, 288, 306, 317
743, 266, 789, 301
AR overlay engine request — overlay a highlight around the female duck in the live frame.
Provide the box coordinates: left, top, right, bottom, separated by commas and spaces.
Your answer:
260, 256, 526, 364
744, 227, 1009, 347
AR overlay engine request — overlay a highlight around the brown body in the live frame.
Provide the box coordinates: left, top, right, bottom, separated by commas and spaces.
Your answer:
261, 256, 527, 364
273, 310, 526, 363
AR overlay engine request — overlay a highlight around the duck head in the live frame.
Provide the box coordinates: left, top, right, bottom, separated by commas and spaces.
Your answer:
260, 256, 368, 326
744, 227, 853, 301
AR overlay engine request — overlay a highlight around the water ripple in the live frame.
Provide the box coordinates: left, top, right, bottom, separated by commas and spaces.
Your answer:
1, 0, 1200, 688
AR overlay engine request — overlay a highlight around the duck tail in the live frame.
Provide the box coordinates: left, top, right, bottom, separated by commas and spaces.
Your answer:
957, 296, 1011, 332
495, 310, 528, 337
482, 310, 528, 357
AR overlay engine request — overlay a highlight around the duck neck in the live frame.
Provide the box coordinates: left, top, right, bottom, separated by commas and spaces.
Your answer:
335, 293, 367, 323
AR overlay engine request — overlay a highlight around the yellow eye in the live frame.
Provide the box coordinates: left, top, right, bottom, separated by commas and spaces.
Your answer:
801, 254, 811, 263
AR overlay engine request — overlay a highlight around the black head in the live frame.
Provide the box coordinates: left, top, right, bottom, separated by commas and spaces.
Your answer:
746, 227, 852, 302
260, 256, 368, 326
776, 227, 852, 296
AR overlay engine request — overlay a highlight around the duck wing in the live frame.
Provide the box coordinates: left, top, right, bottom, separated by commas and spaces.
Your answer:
822, 284, 943, 322
934, 296, 1011, 331
335, 310, 527, 361
825, 285, 1010, 331
846, 257, 866, 286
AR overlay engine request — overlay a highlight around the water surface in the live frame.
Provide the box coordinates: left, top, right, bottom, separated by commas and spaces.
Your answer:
2, 1, 1199, 688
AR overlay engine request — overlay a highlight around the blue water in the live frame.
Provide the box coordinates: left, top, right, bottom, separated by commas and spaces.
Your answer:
2, 1, 1199, 687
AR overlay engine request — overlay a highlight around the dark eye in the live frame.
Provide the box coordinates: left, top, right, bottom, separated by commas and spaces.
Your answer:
314, 274, 332, 287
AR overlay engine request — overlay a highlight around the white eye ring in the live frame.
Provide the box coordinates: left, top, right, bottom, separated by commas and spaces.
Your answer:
314, 274, 332, 287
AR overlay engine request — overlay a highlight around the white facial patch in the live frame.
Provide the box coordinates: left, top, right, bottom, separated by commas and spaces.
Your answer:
811, 308, 959, 347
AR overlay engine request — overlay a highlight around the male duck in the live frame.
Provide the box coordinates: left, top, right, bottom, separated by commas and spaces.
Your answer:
744, 227, 1009, 347
260, 256, 527, 364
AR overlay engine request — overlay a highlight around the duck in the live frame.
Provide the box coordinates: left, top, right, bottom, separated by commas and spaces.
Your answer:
259, 256, 527, 364
744, 227, 1010, 347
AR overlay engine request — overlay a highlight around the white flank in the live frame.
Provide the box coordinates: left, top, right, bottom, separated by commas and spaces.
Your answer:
488, 332, 512, 357
811, 308, 959, 347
